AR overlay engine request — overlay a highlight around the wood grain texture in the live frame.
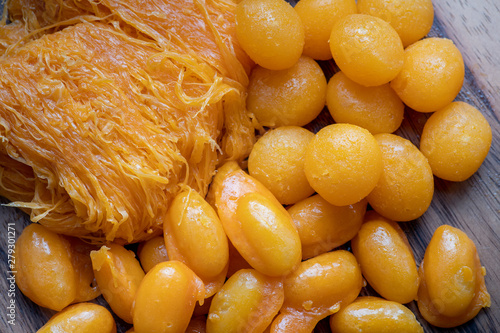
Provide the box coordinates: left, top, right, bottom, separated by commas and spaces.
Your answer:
0, 0, 499, 332
433, 0, 500, 118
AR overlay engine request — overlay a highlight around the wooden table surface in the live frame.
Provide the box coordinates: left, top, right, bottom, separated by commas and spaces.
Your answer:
1, 0, 499, 332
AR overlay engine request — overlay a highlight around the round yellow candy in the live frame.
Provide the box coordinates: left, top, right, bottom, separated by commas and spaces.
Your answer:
91, 243, 145, 324
137, 236, 169, 273
214, 163, 302, 277
133, 261, 205, 333
164, 188, 229, 296
236, 0, 304, 70
330, 296, 424, 333
420, 101, 492, 181
248, 126, 315, 205
417, 225, 491, 328
207, 269, 283, 333
326, 71, 404, 134
247, 56, 327, 127
391, 37, 464, 113
358, 0, 434, 47
272, 250, 363, 332
304, 124, 382, 206
351, 211, 419, 304
295, 0, 357, 60
367, 133, 434, 221
15, 224, 76, 312
329, 14, 404, 86
288, 194, 367, 260
37, 303, 116, 333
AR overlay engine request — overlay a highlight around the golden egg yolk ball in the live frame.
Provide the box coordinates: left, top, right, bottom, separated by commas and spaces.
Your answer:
248, 126, 316, 205
420, 101, 492, 182
391, 37, 464, 113
330, 296, 424, 332
417, 225, 491, 328
367, 133, 434, 221
247, 55, 327, 127
357, 0, 434, 47
326, 71, 404, 134
236, 0, 304, 70
329, 14, 404, 87
295, 0, 357, 60
304, 123, 383, 206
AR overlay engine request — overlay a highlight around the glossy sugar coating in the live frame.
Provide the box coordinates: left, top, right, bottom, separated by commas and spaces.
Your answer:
287, 194, 367, 260
351, 211, 419, 304
37, 303, 116, 333
137, 236, 169, 273
247, 56, 327, 127
326, 71, 404, 134
207, 269, 283, 333
295, 0, 357, 60
133, 261, 205, 333
271, 250, 363, 332
357, 0, 434, 47
367, 133, 434, 221
236, 193, 301, 274
90, 243, 145, 324
14, 229, 100, 310
248, 126, 315, 205
304, 123, 383, 206
329, 14, 404, 86
391, 37, 464, 113
213, 162, 302, 277
420, 101, 492, 181
14, 224, 76, 311
164, 188, 229, 297
236, 0, 304, 70
329, 296, 423, 333
417, 225, 491, 328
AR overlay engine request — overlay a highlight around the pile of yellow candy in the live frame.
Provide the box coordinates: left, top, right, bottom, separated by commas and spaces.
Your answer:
15, 0, 493, 332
